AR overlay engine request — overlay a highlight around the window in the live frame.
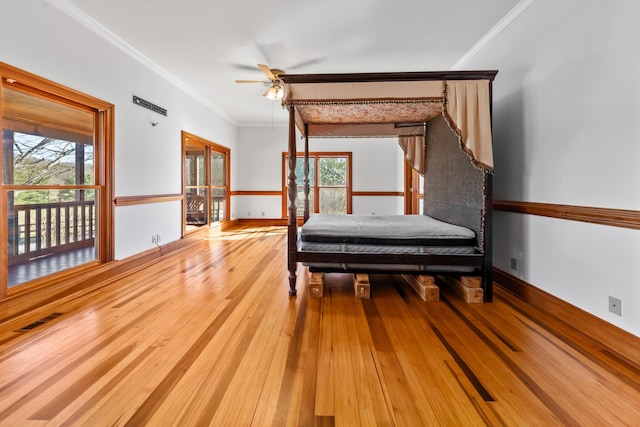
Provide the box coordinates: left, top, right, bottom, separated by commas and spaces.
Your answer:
183, 132, 229, 231
1, 64, 114, 293
283, 152, 352, 217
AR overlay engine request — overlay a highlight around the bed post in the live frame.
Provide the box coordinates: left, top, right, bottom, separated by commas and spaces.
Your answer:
287, 105, 298, 296
483, 172, 493, 302
303, 124, 310, 223
484, 79, 495, 302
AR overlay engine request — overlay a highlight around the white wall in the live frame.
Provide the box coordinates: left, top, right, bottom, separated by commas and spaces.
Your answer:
464, 0, 640, 336
236, 126, 405, 218
1, 0, 238, 260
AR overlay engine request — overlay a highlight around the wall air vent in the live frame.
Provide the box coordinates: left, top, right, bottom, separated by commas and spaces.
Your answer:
133, 95, 167, 116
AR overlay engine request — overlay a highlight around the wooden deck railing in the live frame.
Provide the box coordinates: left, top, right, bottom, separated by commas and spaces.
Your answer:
211, 196, 224, 222
8, 200, 95, 266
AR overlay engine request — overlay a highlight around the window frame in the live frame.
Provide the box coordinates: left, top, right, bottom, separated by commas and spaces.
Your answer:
282, 151, 352, 218
0, 62, 114, 297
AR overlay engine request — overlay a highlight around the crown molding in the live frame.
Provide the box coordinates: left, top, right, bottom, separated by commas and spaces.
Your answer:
45, 0, 236, 125
452, 0, 542, 69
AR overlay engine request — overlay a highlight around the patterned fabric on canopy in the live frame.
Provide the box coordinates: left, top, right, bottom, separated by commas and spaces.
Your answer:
281, 72, 496, 171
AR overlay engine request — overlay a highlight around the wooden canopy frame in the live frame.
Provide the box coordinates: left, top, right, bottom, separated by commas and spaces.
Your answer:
280, 70, 497, 300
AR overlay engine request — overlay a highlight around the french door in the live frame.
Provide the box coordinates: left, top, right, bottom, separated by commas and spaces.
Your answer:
182, 131, 229, 231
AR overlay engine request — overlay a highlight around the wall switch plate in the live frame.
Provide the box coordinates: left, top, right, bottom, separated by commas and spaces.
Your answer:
608, 296, 622, 316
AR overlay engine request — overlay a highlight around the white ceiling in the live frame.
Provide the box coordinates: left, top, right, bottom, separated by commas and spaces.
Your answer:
54, 0, 521, 126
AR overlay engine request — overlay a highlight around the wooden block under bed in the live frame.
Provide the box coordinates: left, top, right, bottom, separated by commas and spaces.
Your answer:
460, 276, 481, 288
353, 273, 370, 299
309, 272, 324, 298
402, 275, 439, 302
308, 272, 371, 299
440, 275, 483, 303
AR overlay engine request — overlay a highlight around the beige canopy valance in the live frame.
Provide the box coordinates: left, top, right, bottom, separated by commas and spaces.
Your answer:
281, 71, 497, 171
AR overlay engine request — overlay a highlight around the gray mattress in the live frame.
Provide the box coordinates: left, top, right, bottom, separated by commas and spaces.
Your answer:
299, 214, 477, 272
300, 214, 476, 245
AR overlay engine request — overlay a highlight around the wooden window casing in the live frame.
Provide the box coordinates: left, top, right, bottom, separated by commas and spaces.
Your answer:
0, 62, 114, 297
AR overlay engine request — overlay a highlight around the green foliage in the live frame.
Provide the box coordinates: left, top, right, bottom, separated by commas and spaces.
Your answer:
294, 158, 314, 186
15, 190, 51, 204
288, 155, 348, 215
319, 157, 346, 186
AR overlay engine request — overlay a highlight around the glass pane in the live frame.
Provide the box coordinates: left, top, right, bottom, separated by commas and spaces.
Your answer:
210, 153, 225, 186
319, 157, 346, 186
7, 189, 98, 288
292, 157, 315, 186
211, 187, 225, 223
3, 87, 94, 185
185, 146, 206, 186
295, 186, 314, 217
7, 133, 95, 186
319, 188, 346, 214
185, 187, 208, 227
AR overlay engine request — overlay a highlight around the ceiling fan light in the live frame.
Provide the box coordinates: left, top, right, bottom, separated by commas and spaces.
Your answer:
265, 85, 284, 100
265, 86, 277, 100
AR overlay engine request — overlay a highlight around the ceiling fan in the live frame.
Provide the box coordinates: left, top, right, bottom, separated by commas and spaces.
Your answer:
235, 64, 285, 100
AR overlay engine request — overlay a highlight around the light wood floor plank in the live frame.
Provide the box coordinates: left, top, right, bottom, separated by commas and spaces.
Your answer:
314, 283, 335, 417
330, 277, 367, 425
369, 275, 488, 425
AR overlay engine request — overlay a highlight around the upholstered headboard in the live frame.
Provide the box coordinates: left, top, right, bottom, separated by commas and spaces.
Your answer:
423, 115, 486, 248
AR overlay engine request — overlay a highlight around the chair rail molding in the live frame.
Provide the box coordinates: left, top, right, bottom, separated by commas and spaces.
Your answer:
493, 200, 640, 230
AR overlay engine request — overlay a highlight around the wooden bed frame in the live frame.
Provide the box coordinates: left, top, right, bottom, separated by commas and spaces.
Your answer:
280, 70, 497, 302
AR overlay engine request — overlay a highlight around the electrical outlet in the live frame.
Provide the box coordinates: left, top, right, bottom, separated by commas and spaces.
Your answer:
151, 235, 157, 244
510, 257, 518, 271
608, 296, 622, 316
261, 211, 265, 216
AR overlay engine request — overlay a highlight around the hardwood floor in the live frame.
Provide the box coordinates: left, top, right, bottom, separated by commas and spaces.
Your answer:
0, 226, 639, 426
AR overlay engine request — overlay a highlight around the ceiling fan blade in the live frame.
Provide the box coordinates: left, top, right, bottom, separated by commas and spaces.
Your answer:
288, 57, 327, 70
232, 63, 260, 71
235, 79, 270, 84
257, 63, 276, 81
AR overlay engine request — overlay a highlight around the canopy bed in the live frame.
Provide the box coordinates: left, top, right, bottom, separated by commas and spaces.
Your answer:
280, 70, 497, 302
